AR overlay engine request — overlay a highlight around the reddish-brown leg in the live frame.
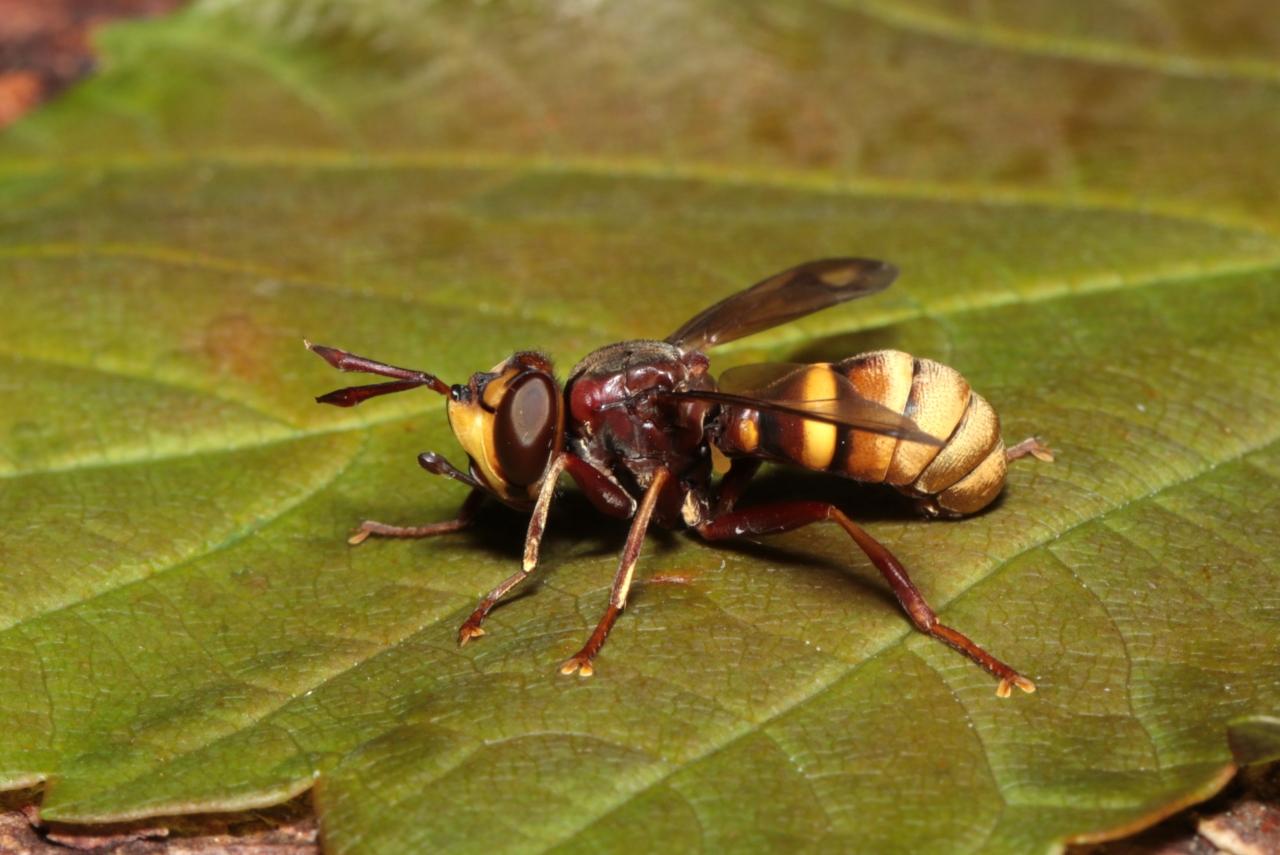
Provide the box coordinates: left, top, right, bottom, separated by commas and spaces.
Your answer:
348, 453, 485, 544
696, 501, 1035, 696
457, 453, 571, 645
416, 451, 484, 489
564, 455, 638, 519
709, 458, 762, 519
348, 486, 485, 545
1007, 437, 1054, 462
561, 467, 672, 676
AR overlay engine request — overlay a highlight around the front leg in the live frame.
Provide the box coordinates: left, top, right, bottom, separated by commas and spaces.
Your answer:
457, 453, 571, 645
348, 452, 485, 544
349, 486, 485, 545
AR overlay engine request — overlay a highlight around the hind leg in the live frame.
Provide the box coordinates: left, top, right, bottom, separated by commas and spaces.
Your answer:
697, 500, 1034, 697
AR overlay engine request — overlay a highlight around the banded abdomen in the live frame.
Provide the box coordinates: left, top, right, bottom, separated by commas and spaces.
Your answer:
714, 350, 1007, 517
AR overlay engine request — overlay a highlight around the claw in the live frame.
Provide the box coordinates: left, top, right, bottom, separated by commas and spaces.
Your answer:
997, 674, 1036, 697
458, 624, 485, 646
348, 526, 373, 545
1007, 437, 1054, 463
560, 656, 594, 676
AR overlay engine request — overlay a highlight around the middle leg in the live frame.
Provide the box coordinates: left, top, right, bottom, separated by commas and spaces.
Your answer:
560, 467, 672, 676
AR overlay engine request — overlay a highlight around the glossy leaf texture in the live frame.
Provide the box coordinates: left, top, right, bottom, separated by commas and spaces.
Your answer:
1, 2, 1278, 853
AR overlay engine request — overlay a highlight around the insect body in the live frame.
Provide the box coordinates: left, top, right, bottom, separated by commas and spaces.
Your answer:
309, 259, 1045, 696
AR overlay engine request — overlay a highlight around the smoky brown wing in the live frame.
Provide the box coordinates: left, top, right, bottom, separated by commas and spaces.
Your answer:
665, 258, 898, 353
665, 362, 941, 446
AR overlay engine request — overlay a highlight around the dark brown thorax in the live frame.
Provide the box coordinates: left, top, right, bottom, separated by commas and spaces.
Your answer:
564, 340, 716, 526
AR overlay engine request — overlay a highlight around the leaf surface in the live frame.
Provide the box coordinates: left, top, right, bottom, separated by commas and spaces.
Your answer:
1, 2, 1278, 853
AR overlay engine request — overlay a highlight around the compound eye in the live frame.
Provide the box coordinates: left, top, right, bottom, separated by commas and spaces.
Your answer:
494, 371, 559, 486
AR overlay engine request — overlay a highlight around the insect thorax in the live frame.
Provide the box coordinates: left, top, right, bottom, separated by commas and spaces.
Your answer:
564, 340, 715, 497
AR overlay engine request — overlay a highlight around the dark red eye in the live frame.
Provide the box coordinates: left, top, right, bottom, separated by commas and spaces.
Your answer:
495, 372, 559, 486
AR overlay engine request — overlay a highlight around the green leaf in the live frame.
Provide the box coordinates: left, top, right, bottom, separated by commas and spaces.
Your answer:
1, 2, 1278, 853
1228, 717, 1280, 766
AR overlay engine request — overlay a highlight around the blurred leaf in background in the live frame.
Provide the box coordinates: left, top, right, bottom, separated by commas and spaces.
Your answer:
1, 1, 1279, 853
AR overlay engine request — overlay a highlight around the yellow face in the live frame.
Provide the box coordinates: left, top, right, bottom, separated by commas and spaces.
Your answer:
447, 352, 562, 507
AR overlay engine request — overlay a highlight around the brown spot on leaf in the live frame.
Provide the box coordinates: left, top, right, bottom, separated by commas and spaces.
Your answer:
200, 313, 272, 383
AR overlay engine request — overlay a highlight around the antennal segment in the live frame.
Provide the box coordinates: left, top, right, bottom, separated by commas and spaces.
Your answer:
306, 340, 451, 406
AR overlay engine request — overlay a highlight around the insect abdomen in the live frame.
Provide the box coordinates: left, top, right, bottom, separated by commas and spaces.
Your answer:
841, 350, 1006, 516
717, 351, 1007, 517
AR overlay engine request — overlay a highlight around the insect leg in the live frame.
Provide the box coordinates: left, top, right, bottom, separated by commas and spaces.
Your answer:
1006, 436, 1054, 462
349, 487, 485, 545
457, 453, 571, 645
561, 467, 672, 676
563, 456, 637, 519
708, 458, 762, 519
696, 501, 1035, 697
348, 452, 484, 544
417, 451, 484, 488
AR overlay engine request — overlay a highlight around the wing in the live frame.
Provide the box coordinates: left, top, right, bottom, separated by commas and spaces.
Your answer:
662, 362, 942, 446
665, 258, 898, 353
